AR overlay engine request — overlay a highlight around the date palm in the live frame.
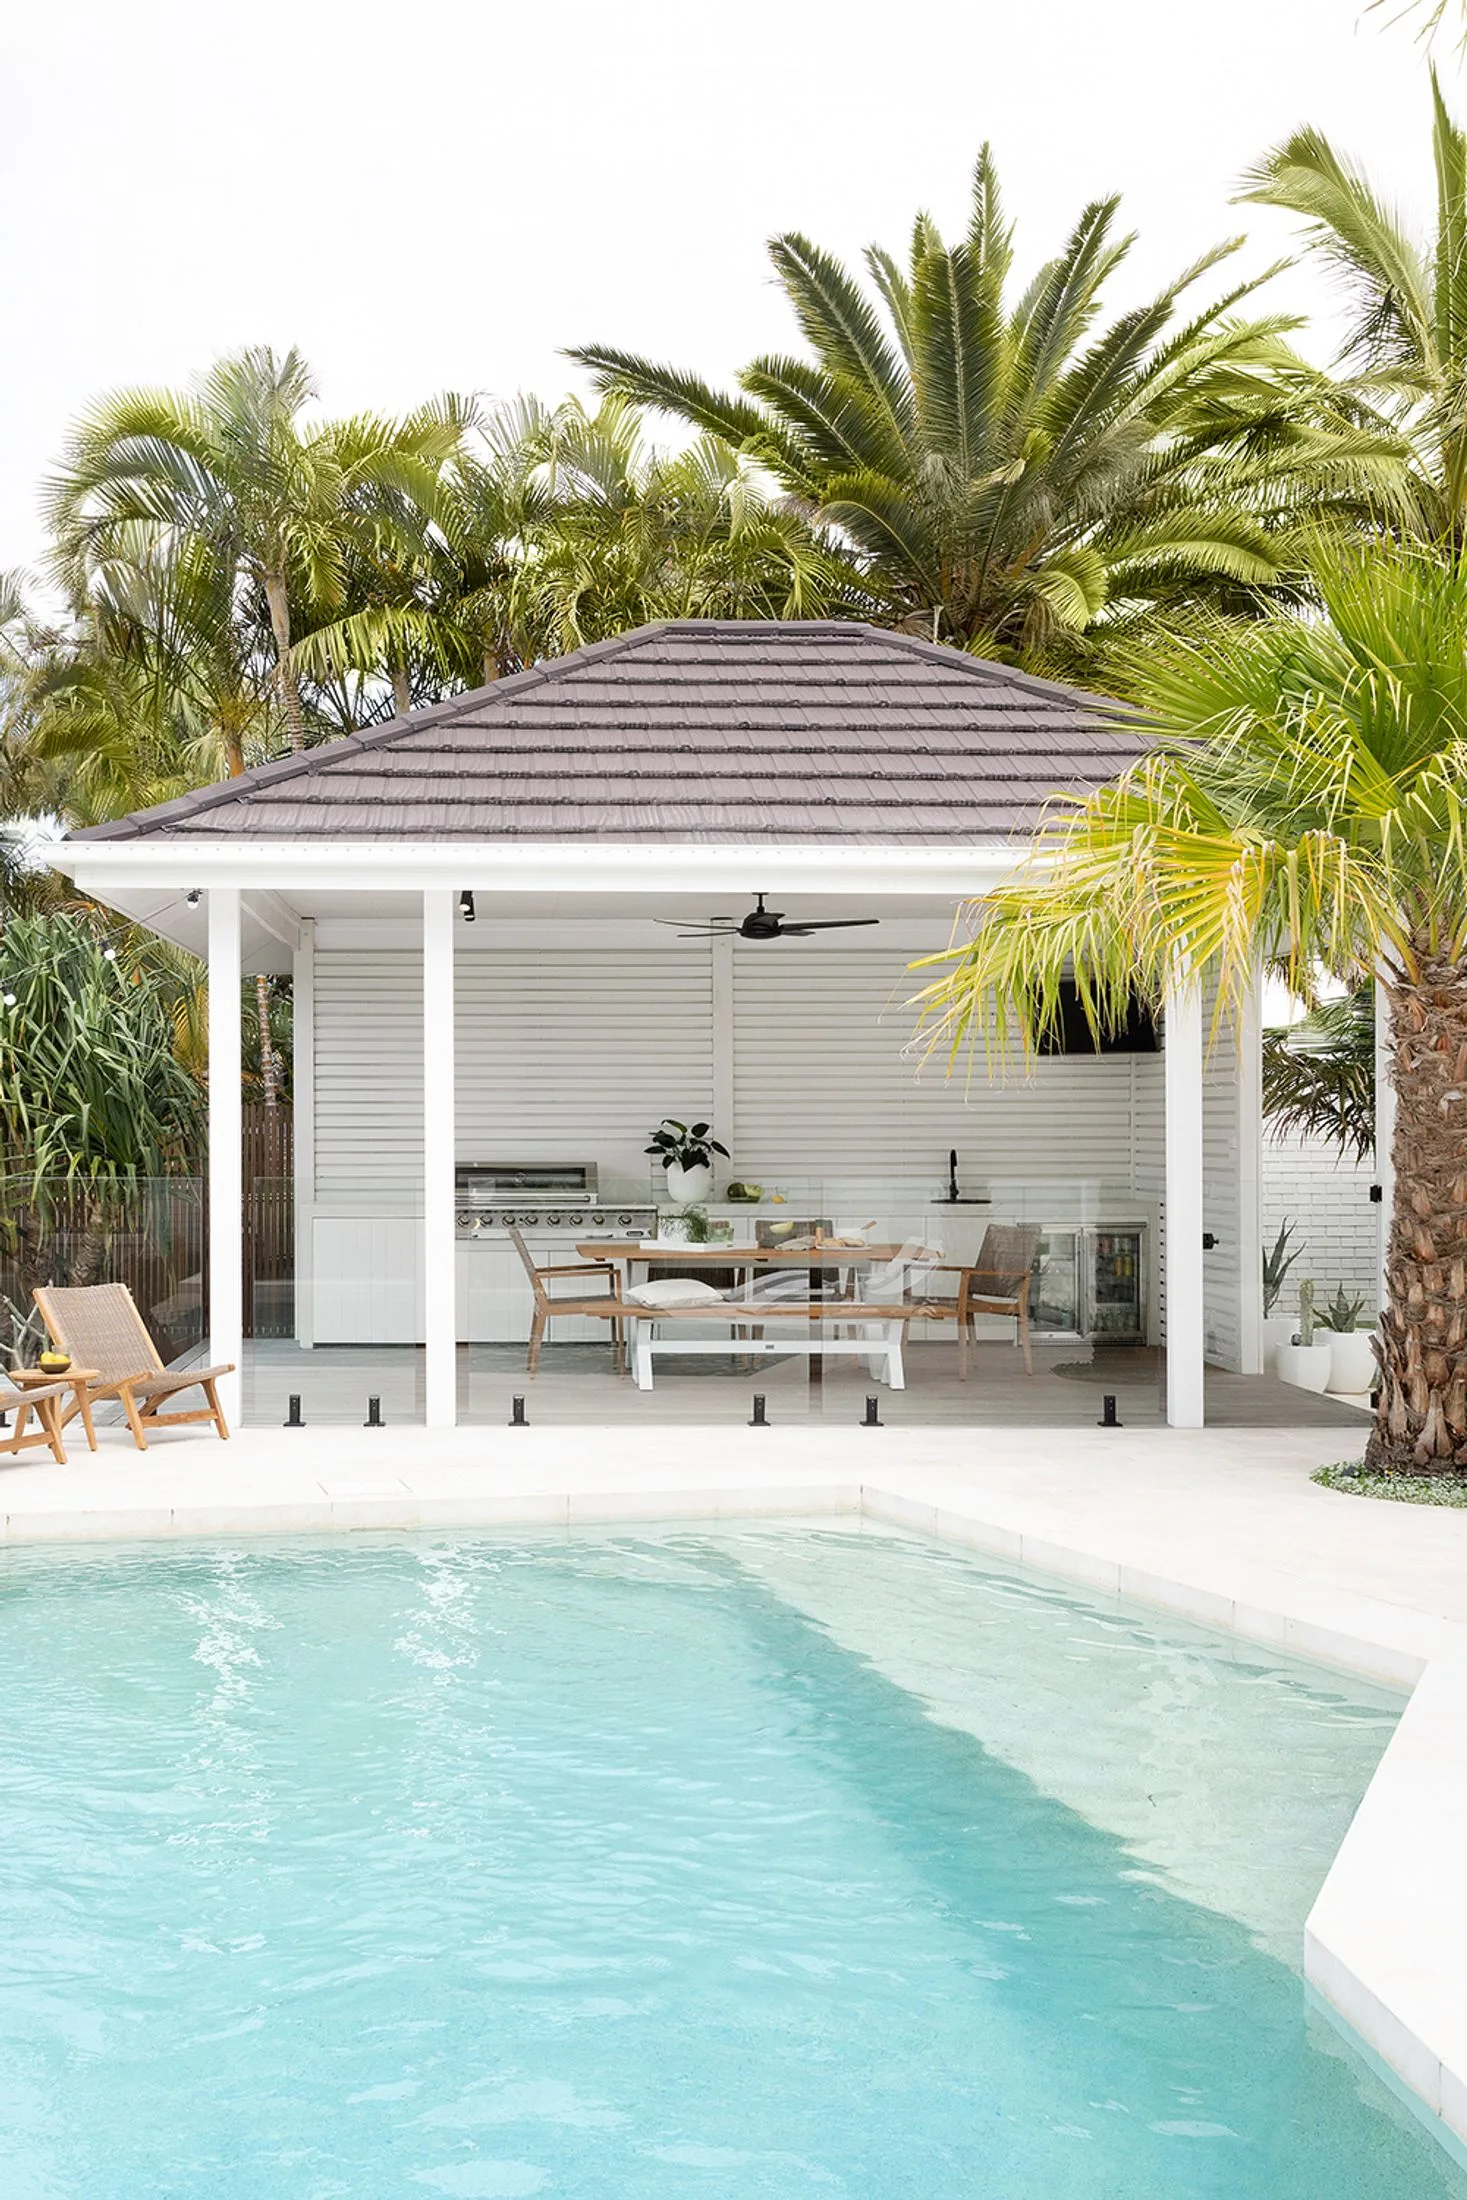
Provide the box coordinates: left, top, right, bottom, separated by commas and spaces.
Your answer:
573, 149, 1390, 666
1239, 73, 1467, 540
914, 539, 1467, 1472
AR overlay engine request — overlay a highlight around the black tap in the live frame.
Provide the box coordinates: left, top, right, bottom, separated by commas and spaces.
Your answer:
947, 1148, 960, 1203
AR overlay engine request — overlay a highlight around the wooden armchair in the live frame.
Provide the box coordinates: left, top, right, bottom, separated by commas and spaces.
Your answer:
925, 1224, 1040, 1378
506, 1227, 626, 1375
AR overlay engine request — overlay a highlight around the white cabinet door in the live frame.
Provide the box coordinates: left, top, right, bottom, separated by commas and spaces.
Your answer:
312, 1219, 423, 1343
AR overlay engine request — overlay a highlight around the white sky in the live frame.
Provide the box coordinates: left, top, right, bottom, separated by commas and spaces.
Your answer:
1, 0, 1459, 583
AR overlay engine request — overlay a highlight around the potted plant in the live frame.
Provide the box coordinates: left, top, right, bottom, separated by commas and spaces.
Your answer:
1316, 1284, 1378, 1395
645, 1119, 729, 1209
1275, 1280, 1334, 1391
1261, 1219, 1303, 1371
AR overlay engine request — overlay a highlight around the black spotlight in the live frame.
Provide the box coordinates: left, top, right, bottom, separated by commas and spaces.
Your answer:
510, 1395, 528, 1426
1098, 1393, 1122, 1428
365, 1395, 384, 1427
459, 890, 476, 923
862, 1395, 882, 1428
749, 1394, 769, 1427
284, 1393, 304, 1428
186, 888, 201, 906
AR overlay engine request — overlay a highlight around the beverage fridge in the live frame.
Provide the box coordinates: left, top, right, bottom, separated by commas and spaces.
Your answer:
1027, 1226, 1147, 1343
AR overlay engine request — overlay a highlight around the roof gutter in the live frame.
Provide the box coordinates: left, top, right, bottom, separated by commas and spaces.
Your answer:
54, 839, 1030, 901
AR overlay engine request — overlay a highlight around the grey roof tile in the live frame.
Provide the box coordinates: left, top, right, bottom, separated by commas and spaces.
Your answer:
71, 619, 1143, 845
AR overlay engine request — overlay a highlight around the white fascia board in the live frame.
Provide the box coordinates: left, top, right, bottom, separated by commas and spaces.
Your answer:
57, 838, 1028, 901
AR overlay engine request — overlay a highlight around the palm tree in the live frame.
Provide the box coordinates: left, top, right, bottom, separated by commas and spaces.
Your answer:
46, 347, 465, 754
913, 539, 1467, 1473
1263, 990, 1376, 1160
573, 150, 1390, 667
1239, 74, 1467, 541
292, 393, 867, 703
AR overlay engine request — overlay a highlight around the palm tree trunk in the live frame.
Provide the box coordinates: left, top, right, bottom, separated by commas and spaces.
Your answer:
254, 975, 280, 1113
263, 571, 307, 753
1368, 952, 1467, 1471
391, 663, 411, 716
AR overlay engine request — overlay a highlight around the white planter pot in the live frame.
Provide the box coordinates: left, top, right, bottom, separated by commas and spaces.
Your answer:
663, 1161, 713, 1210
1275, 1341, 1334, 1393
1327, 1331, 1378, 1395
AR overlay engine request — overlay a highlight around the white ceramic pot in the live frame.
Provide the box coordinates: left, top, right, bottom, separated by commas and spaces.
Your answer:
1275, 1340, 1334, 1393
1261, 1313, 1295, 1374
1327, 1330, 1378, 1395
663, 1160, 713, 1209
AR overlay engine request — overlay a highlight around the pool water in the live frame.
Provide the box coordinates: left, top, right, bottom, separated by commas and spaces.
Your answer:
0, 1526, 1459, 2199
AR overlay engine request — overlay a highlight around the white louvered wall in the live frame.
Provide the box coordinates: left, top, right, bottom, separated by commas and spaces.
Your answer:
730, 945, 1138, 1190
312, 945, 714, 1198
314, 951, 425, 1195
307, 936, 1254, 1366
454, 947, 714, 1186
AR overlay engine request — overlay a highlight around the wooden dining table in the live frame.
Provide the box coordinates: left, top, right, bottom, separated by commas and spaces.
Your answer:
574, 1238, 910, 1392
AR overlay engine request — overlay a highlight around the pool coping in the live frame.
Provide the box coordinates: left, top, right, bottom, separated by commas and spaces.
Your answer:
2, 1433, 1464, 2163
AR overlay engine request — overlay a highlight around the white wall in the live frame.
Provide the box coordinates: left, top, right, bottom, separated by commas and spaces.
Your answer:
311, 937, 1152, 1208
1262, 1129, 1379, 1317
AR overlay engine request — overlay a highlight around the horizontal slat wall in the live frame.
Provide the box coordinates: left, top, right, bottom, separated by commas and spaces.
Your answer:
731, 946, 1136, 1193
455, 949, 714, 1190
314, 951, 424, 1194
1203, 1020, 1243, 1371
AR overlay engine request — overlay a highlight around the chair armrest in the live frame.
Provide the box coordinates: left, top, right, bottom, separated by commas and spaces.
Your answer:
535, 1261, 618, 1279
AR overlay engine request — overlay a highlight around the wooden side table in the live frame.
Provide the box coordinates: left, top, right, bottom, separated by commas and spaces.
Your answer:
9, 1367, 101, 1451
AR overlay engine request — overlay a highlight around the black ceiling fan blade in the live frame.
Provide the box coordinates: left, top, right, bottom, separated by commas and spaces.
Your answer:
654, 918, 733, 933
674, 927, 739, 938
779, 918, 881, 933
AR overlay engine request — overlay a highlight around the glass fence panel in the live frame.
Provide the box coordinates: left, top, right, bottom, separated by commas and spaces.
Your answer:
244, 1198, 425, 1429
0, 1175, 204, 1369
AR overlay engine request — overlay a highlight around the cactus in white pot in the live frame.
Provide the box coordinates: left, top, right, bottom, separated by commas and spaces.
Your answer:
1275, 1280, 1334, 1392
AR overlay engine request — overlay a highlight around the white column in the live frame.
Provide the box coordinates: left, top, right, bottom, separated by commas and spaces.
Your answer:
207, 888, 243, 1427
422, 890, 457, 1427
1235, 975, 1265, 1376
710, 930, 735, 1162
292, 919, 316, 1350
1375, 978, 1396, 1314
1165, 969, 1206, 1427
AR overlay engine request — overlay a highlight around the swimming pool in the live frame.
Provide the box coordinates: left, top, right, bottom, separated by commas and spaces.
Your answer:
0, 1526, 1458, 2199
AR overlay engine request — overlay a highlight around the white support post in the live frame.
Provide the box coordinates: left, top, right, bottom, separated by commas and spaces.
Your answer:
1165, 970, 1206, 1428
422, 890, 457, 1428
207, 889, 243, 1428
1235, 975, 1265, 1376
292, 919, 316, 1350
1375, 979, 1396, 1314
711, 931, 735, 1163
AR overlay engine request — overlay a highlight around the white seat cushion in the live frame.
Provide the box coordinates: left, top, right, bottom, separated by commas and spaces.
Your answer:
627, 1278, 727, 1309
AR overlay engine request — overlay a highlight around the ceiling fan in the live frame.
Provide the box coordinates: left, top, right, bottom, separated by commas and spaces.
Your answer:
657, 893, 880, 941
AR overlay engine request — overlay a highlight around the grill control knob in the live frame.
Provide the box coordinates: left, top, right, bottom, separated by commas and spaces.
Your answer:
618, 1212, 633, 1225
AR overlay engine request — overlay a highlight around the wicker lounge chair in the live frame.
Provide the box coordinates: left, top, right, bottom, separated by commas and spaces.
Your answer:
0, 1375, 71, 1464
33, 1283, 234, 1450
